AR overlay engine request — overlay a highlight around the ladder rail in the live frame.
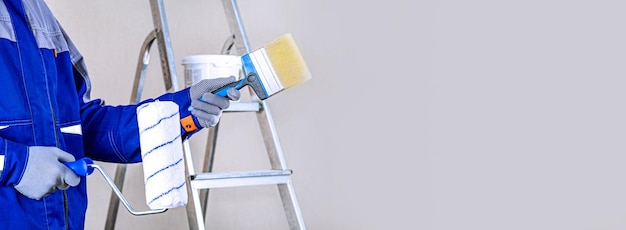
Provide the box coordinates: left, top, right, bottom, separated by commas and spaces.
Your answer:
104, 0, 181, 229
211, 1, 305, 229
222, 0, 251, 55
150, 0, 179, 92
221, 0, 289, 170
197, 35, 237, 218
104, 29, 158, 230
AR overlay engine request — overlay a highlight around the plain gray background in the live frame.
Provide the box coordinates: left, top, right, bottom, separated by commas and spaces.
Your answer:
46, 0, 626, 229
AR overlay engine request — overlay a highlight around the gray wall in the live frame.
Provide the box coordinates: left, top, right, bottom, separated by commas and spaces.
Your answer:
47, 0, 626, 229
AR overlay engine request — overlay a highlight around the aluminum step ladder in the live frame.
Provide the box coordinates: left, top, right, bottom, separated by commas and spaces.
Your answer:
103, 0, 306, 229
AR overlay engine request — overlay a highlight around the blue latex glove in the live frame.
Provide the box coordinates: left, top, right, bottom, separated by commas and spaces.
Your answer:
189, 76, 241, 128
14, 146, 81, 200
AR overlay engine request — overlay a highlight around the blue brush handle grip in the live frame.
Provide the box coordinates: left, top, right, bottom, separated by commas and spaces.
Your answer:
212, 80, 243, 97
63, 157, 95, 176
187, 79, 245, 111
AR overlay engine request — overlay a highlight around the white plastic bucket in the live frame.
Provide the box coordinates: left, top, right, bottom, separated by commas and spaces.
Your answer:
181, 55, 242, 87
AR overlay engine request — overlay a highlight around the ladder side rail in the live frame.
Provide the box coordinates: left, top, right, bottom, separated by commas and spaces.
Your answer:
259, 106, 306, 230
184, 139, 205, 230
221, 1, 306, 230
256, 103, 288, 170
199, 124, 218, 217
105, 0, 181, 228
222, 0, 251, 55
279, 182, 306, 229
221, 0, 288, 170
198, 35, 237, 218
185, 2, 257, 229
104, 29, 158, 230
150, 0, 179, 92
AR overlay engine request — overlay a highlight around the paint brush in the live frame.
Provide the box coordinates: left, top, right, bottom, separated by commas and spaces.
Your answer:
216, 33, 311, 100
190, 33, 311, 110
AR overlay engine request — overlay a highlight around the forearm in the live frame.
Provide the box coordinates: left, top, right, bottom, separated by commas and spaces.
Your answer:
80, 88, 200, 163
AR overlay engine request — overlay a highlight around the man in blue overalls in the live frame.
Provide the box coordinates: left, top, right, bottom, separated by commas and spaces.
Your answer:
0, 0, 240, 228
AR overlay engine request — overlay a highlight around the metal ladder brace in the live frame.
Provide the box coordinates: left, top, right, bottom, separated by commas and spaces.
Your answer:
103, 0, 306, 229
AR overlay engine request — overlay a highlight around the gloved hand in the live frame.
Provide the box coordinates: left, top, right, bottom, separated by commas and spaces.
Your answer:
14, 146, 81, 200
189, 76, 241, 128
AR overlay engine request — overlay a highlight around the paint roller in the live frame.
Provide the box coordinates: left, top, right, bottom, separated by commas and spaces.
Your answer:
64, 100, 187, 215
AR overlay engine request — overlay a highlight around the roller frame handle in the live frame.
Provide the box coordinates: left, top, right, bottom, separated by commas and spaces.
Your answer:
63, 157, 95, 176
63, 158, 167, 216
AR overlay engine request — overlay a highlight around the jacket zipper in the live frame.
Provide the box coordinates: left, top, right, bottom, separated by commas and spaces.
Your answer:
49, 91, 68, 229
19, 1, 70, 228
63, 190, 69, 229
52, 108, 69, 230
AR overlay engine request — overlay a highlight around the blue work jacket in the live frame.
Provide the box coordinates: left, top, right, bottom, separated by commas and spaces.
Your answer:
0, 0, 198, 229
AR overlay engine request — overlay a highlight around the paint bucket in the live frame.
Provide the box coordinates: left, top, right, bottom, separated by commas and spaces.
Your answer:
182, 55, 242, 87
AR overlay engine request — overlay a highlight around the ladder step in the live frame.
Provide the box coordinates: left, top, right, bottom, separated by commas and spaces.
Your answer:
224, 101, 261, 112
190, 170, 292, 189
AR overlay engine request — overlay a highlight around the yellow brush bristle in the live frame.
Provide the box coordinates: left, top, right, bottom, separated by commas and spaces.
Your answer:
264, 33, 312, 88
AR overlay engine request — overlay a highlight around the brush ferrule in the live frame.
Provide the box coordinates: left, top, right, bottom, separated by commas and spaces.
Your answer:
242, 54, 268, 99
249, 48, 284, 97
